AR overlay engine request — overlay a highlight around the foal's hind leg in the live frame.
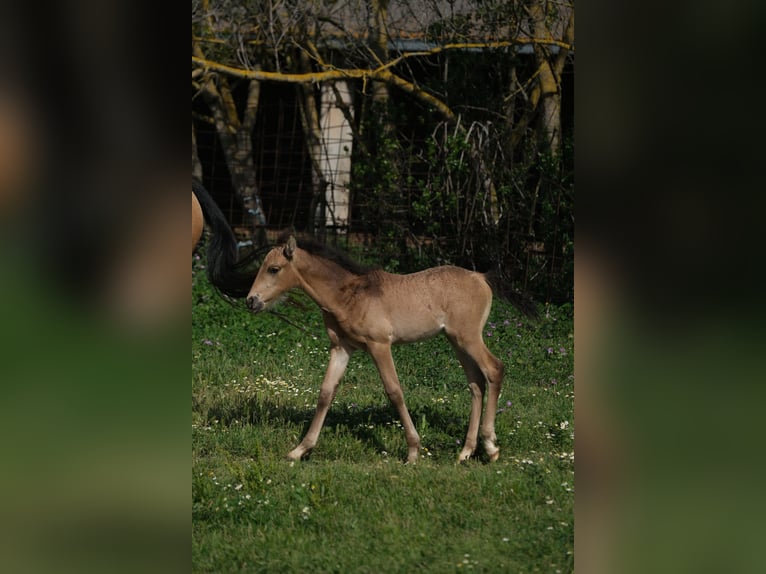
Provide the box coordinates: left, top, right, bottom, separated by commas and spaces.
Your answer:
452, 349, 486, 462
449, 336, 504, 462
477, 345, 504, 462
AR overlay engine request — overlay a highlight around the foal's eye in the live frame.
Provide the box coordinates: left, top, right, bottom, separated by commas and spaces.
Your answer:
267, 266, 280, 275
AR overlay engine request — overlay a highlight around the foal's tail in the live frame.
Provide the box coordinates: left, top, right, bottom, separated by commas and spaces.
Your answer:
483, 271, 540, 319
192, 179, 256, 299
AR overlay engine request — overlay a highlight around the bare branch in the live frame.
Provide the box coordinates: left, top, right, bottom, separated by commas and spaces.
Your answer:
193, 54, 456, 118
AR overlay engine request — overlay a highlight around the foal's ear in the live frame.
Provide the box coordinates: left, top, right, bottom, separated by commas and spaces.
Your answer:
283, 235, 297, 259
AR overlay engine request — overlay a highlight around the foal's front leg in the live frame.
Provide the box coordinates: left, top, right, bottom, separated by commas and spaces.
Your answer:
286, 344, 351, 461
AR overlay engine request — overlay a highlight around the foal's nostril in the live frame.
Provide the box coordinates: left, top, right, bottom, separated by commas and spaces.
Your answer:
246, 296, 255, 309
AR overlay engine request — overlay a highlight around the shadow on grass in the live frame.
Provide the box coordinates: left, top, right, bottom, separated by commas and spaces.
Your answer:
203, 396, 501, 463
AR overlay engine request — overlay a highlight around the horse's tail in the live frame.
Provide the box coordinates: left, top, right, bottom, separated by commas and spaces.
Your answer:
483, 271, 540, 319
192, 179, 255, 298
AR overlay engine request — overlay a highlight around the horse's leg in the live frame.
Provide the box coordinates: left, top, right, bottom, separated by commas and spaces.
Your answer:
448, 334, 505, 462
448, 343, 486, 462
367, 342, 421, 464
470, 342, 504, 462
286, 344, 351, 461
479, 343, 505, 462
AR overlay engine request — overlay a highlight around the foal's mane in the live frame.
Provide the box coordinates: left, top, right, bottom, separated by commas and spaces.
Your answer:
277, 231, 378, 276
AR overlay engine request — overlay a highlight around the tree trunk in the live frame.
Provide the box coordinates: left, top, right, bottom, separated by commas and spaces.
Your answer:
198, 73, 267, 246
506, 2, 573, 156
320, 81, 354, 234
296, 51, 328, 239
368, 0, 391, 109
529, 1, 574, 155
192, 119, 203, 181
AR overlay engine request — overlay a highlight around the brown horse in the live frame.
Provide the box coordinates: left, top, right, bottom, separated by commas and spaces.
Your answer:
192, 179, 255, 298
246, 234, 510, 464
192, 191, 203, 252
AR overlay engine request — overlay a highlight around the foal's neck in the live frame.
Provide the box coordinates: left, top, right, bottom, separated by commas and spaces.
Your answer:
294, 251, 356, 312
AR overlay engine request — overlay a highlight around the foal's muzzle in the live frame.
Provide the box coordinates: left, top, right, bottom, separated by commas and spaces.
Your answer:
246, 295, 265, 312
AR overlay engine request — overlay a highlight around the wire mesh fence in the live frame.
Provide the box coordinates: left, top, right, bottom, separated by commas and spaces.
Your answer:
193, 65, 572, 303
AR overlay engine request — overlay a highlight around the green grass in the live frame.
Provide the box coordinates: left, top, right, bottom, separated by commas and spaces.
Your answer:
192, 255, 574, 573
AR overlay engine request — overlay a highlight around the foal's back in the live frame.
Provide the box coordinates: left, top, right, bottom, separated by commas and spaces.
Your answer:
360, 266, 493, 344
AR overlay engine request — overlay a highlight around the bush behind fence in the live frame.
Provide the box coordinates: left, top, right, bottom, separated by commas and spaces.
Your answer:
194, 82, 573, 305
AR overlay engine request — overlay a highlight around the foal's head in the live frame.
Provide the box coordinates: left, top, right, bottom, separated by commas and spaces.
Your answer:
246, 235, 299, 312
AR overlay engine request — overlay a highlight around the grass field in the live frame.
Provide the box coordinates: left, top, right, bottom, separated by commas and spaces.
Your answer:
192, 254, 574, 573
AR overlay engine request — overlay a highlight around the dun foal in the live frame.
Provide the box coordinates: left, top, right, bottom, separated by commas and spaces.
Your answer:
246, 235, 506, 464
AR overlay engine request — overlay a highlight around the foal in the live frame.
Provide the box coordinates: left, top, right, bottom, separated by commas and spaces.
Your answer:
246, 234, 505, 464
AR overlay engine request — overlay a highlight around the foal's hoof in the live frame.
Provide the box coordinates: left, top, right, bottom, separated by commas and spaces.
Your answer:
486, 447, 500, 463
404, 449, 421, 465
286, 447, 310, 461
457, 447, 475, 463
